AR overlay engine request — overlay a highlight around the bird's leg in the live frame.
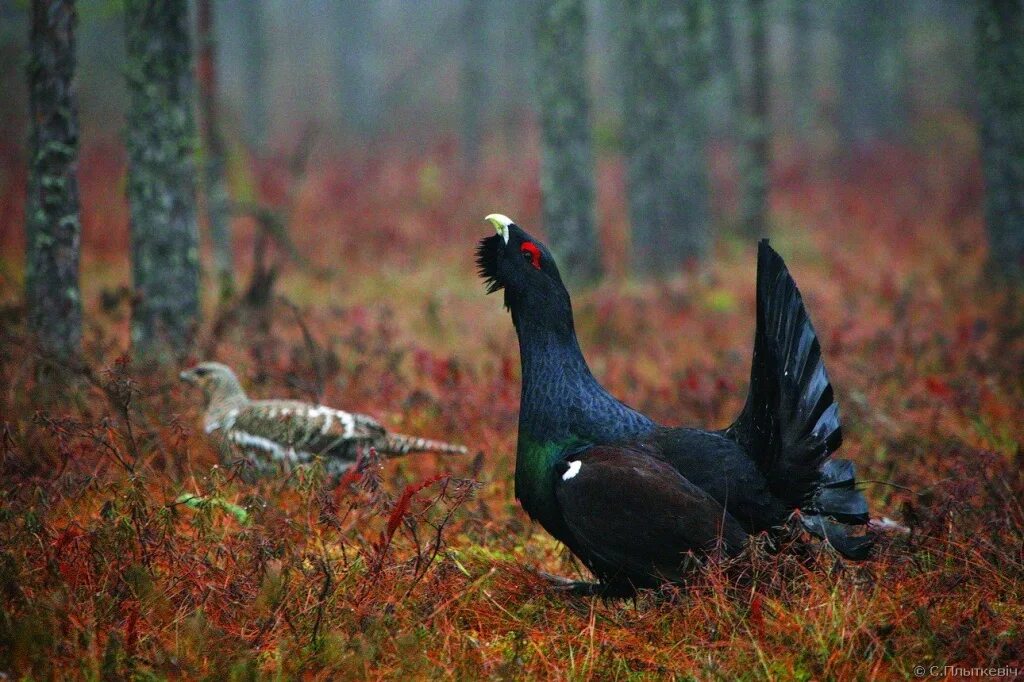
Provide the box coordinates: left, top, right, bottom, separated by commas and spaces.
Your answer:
536, 572, 631, 598
537, 571, 602, 595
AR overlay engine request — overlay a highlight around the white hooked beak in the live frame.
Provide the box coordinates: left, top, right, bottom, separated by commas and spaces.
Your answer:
484, 213, 513, 245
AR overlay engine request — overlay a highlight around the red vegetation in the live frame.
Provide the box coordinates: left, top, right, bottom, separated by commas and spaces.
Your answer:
0, 129, 1022, 678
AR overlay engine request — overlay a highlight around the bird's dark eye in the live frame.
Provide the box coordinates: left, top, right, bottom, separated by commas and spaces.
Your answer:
520, 242, 542, 270
194, 368, 208, 377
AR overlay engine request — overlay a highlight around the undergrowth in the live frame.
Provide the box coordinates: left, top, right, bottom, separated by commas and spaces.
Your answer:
0, 132, 1022, 679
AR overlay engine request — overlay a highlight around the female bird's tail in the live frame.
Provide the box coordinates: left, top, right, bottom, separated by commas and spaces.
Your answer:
379, 433, 468, 457
727, 240, 873, 559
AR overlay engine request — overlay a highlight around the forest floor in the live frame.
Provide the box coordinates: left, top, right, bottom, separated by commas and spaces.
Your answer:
0, 129, 1022, 680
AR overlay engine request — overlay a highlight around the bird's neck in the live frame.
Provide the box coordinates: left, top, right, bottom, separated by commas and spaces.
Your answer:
510, 301, 655, 521
515, 319, 596, 433
512, 305, 654, 443
204, 387, 248, 433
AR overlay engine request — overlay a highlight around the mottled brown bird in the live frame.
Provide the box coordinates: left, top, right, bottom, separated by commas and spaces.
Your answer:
180, 361, 466, 476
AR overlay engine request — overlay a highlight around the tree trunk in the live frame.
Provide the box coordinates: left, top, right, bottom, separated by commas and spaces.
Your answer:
740, 0, 770, 237
196, 0, 233, 301
836, 0, 908, 151
624, 0, 712, 273
977, 0, 1024, 284
535, 0, 601, 283
25, 0, 82, 358
334, 2, 379, 139
789, 0, 814, 136
124, 0, 201, 359
711, 0, 740, 139
460, 0, 488, 173
238, 0, 267, 150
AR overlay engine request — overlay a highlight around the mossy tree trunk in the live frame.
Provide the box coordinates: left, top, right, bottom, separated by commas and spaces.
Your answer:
977, 0, 1024, 284
535, 0, 601, 284
124, 0, 200, 359
624, 0, 711, 274
196, 0, 233, 301
25, 0, 82, 359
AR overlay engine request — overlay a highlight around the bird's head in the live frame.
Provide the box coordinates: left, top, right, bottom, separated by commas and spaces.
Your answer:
180, 361, 246, 405
477, 214, 573, 328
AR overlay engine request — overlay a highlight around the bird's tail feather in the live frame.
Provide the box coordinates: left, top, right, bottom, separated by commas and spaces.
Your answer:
800, 459, 873, 559
728, 240, 872, 559
380, 433, 468, 456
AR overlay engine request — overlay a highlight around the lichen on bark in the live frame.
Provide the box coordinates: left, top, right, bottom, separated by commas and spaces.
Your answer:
25, 0, 83, 359
535, 0, 602, 284
124, 0, 201, 358
623, 0, 712, 273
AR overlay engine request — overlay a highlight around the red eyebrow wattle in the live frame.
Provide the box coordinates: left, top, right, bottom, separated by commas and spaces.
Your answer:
521, 242, 541, 270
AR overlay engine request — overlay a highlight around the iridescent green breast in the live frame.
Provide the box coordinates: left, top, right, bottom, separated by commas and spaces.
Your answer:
515, 436, 587, 530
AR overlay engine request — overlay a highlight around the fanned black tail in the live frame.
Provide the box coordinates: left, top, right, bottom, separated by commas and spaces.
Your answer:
727, 240, 873, 560
801, 459, 873, 559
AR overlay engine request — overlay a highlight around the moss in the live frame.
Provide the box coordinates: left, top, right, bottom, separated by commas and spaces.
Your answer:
535, 0, 602, 284
622, 0, 712, 273
24, 0, 83, 358
124, 0, 201, 359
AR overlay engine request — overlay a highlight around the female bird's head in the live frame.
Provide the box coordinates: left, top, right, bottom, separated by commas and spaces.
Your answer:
180, 361, 247, 405
477, 214, 573, 330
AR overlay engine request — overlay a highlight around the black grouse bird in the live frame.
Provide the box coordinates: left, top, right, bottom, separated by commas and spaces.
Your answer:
477, 213, 873, 594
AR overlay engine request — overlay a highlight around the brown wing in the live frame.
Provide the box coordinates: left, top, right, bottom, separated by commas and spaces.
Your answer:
554, 445, 748, 587
230, 400, 385, 456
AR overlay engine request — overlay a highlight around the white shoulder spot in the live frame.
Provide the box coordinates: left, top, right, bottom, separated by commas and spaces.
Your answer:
562, 460, 582, 481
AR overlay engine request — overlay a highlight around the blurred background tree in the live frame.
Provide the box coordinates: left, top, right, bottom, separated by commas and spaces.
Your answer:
535, 0, 601, 283
459, 0, 489, 176
739, 0, 769, 238
623, 0, 711, 274
836, 0, 908, 154
24, 0, 82, 360
196, 0, 233, 301
4, 0, 1020, 365
124, 0, 200, 359
976, 0, 1024, 284
235, 0, 267, 151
